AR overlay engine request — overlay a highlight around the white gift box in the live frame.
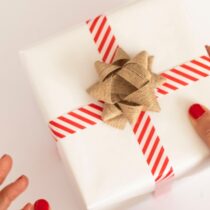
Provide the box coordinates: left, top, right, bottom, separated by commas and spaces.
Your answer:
20, 0, 210, 209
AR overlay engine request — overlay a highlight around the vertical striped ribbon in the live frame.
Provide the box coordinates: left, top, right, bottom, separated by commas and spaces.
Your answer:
49, 15, 210, 184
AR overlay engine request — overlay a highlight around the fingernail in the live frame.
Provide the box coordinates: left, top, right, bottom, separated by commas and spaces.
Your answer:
34, 199, 50, 210
189, 103, 206, 119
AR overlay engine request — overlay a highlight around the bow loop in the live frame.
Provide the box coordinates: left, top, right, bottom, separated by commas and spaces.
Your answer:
95, 61, 120, 81
112, 47, 130, 65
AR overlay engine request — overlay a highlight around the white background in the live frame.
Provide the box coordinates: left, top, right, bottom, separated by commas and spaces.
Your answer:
0, 0, 210, 210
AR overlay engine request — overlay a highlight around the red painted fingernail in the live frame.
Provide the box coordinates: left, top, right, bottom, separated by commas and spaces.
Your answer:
189, 103, 206, 119
34, 199, 50, 210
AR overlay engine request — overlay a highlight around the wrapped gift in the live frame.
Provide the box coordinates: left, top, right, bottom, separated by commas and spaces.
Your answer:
20, 0, 210, 209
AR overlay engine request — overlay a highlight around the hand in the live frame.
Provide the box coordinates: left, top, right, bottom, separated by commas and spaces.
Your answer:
189, 104, 210, 148
188, 46, 210, 148
0, 154, 50, 210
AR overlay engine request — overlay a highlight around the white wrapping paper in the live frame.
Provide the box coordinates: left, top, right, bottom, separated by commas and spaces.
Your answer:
20, 0, 210, 209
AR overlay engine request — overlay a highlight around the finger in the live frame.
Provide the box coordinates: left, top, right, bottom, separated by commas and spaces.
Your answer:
22, 203, 33, 210
34, 199, 50, 210
189, 103, 210, 147
205, 45, 210, 56
0, 175, 29, 209
0, 154, 13, 185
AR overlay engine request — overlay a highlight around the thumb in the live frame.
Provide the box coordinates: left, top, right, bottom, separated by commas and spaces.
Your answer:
189, 103, 210, 148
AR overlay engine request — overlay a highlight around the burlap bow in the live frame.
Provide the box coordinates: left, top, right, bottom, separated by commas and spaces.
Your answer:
87, 47, 166, 129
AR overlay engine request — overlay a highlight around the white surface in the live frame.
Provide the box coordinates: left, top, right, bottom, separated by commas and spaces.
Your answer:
20, 0, 210, 209
0, 0, 210, 210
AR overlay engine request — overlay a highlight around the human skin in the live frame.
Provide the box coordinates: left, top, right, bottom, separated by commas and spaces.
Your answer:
0, 154, 50, 210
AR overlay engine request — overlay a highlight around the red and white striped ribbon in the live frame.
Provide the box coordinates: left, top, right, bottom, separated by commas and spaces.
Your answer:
49, 15, 210, 184
86, 16, 119, 64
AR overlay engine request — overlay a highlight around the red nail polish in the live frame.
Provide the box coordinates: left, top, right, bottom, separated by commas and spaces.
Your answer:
189, 104, 206, 119
34, 199, 50, 210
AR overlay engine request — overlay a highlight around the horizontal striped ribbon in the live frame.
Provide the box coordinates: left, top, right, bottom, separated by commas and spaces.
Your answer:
49, 15, 210, 184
